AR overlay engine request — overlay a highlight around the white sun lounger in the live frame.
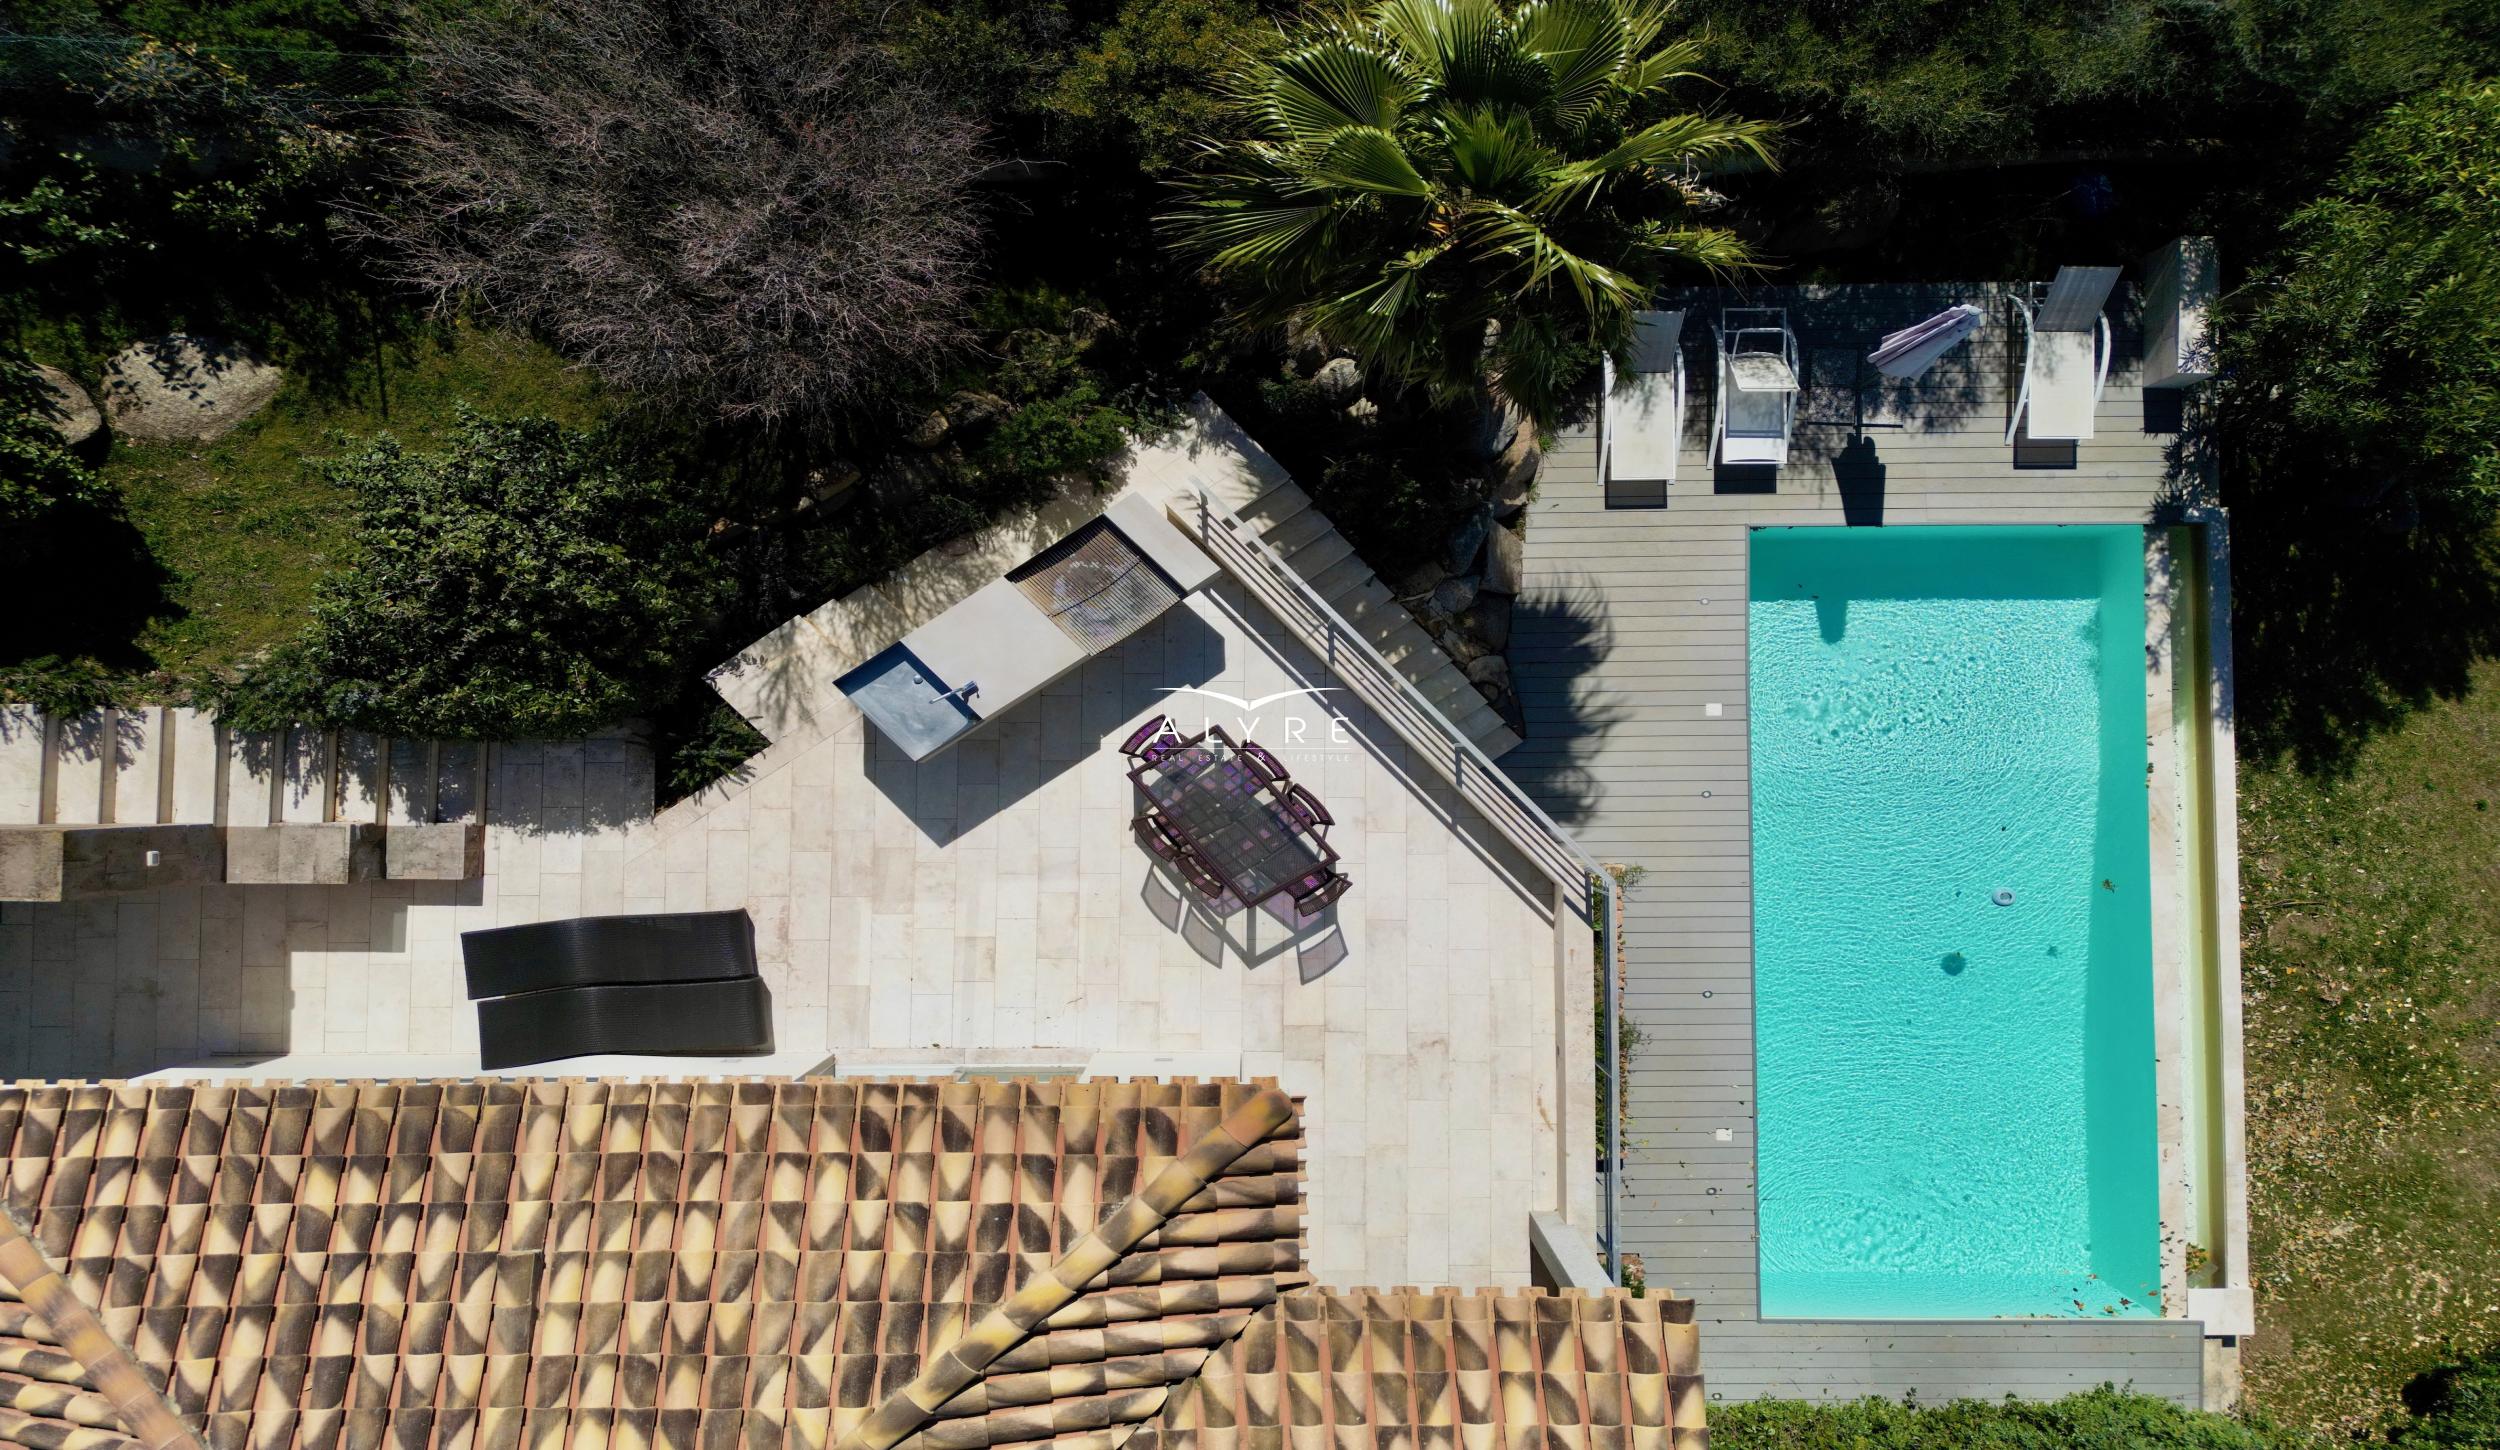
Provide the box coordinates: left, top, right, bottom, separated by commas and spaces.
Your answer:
1714, 307, 1799, 468
1602, 310, 1687, 486
2007, 266, 2120, 444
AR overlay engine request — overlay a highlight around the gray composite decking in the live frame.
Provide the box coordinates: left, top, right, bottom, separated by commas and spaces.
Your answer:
1513, 282, 2214, 1406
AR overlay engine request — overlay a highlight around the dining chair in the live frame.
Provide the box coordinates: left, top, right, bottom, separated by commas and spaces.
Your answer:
1177, 853, 1236, 909
1133, 813, 1185, 864
1293, 872, 1352, 916
1234, 740, 1290, 793
1120, 714, 1200, 768
1280, 783, 1332, 837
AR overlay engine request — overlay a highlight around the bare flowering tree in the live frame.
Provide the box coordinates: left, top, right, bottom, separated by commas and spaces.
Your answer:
370, 0, 988, 423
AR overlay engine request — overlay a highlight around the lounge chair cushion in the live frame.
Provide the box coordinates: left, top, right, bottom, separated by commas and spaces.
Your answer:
2025, 328, 2101, 441
1726, 352, 1797, 393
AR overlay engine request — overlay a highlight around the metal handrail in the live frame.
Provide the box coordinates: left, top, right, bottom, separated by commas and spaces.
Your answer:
1180, 488, 1626, 1277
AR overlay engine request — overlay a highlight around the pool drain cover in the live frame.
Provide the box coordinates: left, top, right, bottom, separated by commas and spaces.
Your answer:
1991, 888, 2016, 906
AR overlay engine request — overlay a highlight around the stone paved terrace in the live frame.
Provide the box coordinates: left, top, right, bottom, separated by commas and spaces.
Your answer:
0, 563, 1578, 1292
1511, 281, 2227, 1405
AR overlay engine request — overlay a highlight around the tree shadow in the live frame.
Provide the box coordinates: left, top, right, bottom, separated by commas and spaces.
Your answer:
0, 486, 181, 671
2190, 402, 2500, 776
1502, 574, 1626, 830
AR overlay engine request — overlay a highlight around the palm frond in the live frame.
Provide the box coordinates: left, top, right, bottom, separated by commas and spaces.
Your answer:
1621, 36, 1705, 96
1372, 0, 1503, 90
1168, 199, 1356, 278
1512, 0, 1629, 131
1435, 105, 1550, 196
1630, 221, 1758, 274
1311, 126, 1435, 197
1459, 199, 1644, 311
1254, 39, 1411, 142
1536, 112, 1777, 209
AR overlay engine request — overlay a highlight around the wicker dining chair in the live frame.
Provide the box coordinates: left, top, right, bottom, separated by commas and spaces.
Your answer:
1176, 853, 1235, 909
1120, 714, 1199, 767
1133, 813, 1185, 864
1280, 783, 1332, 837
1233, 739, 1290, 792
1293, 872, 1353, 916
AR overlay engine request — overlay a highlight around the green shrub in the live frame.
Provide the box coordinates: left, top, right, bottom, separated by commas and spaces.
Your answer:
2217, 79, 2500, 515
221, 410, 723, 740
0, 352, 108, 571
650, 696, 767, 805
1044, 0, 1278, 173
1710, 1388, 2319, 1450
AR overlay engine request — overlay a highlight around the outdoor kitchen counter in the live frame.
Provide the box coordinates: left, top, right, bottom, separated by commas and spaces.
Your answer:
903, 577, 1090, 718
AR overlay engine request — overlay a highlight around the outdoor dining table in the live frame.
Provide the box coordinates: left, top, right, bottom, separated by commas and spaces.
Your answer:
1137, 742, 1331, 908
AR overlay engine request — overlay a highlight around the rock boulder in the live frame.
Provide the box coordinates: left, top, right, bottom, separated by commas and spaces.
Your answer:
1481, 522, 1525, 596
100, 336, 283, 441
31, 365, 101, 445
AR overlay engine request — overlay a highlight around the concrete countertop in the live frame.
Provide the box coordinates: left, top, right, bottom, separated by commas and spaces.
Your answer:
900, 578, 1089, 720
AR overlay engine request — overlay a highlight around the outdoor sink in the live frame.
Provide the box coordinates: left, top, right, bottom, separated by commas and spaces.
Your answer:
839, 494, 1221, 761
835, 644, 980, 761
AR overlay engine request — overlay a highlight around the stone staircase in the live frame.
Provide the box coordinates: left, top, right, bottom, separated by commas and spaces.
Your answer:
1125, 397, 1523, 758
0, 705, 486, 900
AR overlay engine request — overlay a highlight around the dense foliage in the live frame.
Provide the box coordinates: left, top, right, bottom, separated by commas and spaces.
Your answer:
1710, 1388, 2316, 1450
1660, 0, 2500, 275
220, 411, 722, 740
1164, 0, 1772, 418
0, 353, 107, 577
373, 0, 989, 424
0, 27, 367, 375
2218, 80, 2500, 514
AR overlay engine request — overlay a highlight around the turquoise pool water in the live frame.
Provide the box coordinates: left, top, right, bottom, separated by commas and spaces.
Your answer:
1748, 526, 2161, 1320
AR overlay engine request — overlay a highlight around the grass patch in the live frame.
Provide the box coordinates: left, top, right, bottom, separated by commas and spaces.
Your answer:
2240, 657, 2500, 1435
45, 320, 602, 681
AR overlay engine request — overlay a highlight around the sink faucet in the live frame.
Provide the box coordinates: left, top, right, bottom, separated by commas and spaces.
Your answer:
938, 680, 980, 706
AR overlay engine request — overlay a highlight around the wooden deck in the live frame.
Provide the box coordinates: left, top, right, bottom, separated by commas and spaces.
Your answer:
1512, 282, 2215, 1405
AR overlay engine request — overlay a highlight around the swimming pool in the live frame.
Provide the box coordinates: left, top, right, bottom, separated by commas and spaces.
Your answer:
1748, 525, 2161, 1320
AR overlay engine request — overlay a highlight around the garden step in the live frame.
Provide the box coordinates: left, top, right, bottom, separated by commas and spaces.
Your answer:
1262, 505, 1336, 558
1146, 394, 1524, 761
166, 709, 220, 824
1236, 481, 1313, 536
0, 707, 44, 823
1310, 552, 1378, 601
1448, 695, 1509, 745
49, 712, 108, 826
109, 706, 169, 825
1410, 657, 1484, 717
224, 730, 283, 828
1284, 528, 1357, 578
279, 727, 332, 824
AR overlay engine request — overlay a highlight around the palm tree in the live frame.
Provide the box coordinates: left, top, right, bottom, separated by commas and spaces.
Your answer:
1163, 0, 1773, 420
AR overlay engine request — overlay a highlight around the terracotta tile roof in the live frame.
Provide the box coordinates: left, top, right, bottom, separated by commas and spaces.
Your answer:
0, 1080, 1704, 1450
1139, 1289, 1706, 1450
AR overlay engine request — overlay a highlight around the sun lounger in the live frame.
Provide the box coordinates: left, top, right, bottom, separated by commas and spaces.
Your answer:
2006, 266, 2120, 443
476, 976, 774, 1069
459, 909, 758, 1000
1714, 308, 1799, 468
1603, 310, 1687, 486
